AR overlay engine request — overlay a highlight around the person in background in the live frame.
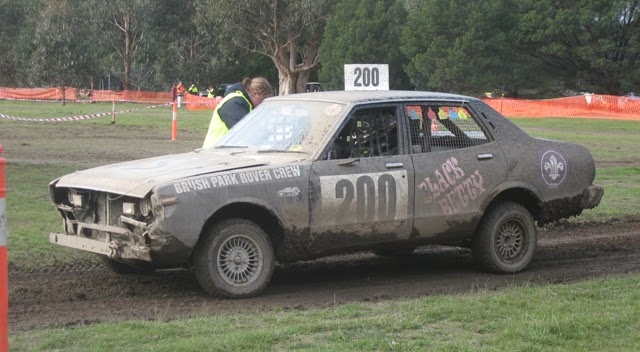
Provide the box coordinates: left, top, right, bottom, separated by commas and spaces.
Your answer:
207, 86, 216, 98
176, 81, 186, 107
187, 84, 199, 95
170, 83, 177, 104
202, 77, 273, 148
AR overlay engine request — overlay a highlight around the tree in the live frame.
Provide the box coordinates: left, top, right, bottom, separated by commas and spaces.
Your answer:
318, 0, 411, 90
148, 0, 212, 89
400, 0, 526, 96
515, 0, 640, 94
90, 0, 156, 90
197, 0, 338, 95
0, 0, 28, 86
18, 0, 100, 102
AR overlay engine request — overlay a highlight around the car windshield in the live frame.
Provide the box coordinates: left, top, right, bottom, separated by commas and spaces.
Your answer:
216, 99, 347, 155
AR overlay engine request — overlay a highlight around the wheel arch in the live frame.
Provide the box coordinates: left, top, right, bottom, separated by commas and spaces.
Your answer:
481, 183, 543, 222
192, 200, 285, 261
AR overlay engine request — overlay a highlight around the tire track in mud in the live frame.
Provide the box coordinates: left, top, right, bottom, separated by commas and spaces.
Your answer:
9, 219, 640, 332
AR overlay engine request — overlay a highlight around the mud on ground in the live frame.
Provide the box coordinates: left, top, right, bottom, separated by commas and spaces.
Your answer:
9, 218, 640, 332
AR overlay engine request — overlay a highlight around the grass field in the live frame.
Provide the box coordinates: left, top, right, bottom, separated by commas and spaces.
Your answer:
11, 277, 640, 351
2, 100, 640, 350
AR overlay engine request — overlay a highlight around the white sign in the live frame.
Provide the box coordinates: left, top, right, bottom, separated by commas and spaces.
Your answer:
344, 64, 389, 91
319, 170, 408, 223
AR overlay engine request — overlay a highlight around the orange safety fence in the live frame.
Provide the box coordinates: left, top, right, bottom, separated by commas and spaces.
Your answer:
0, 87, 223, 110
2, 87, 640, 119
0, 87, 172, 104
184, 94, 220, 111
482, 94, 640, 121
92, 90, 171, 103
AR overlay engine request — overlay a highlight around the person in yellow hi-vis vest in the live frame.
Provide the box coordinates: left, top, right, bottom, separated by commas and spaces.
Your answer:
202, 77, 273, 148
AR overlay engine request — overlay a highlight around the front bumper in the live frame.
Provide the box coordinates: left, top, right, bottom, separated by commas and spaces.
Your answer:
50, 232, 152, 261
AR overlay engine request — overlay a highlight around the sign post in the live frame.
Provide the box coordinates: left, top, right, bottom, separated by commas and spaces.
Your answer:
0, 144, 8, 351
344, 64, 389, 91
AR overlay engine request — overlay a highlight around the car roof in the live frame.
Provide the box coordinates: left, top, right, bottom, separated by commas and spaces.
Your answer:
268, 90, 479, 105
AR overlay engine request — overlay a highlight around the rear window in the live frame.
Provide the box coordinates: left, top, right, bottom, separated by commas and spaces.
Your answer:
406, 104, 489, 153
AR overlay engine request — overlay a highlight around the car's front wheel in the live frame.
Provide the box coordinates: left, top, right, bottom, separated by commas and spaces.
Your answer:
193, 219, 274, 298
472, 201, 537, 273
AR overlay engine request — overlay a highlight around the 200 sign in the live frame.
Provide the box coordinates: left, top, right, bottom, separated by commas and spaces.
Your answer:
335, 174, 396, 222
353, 67, 380, 88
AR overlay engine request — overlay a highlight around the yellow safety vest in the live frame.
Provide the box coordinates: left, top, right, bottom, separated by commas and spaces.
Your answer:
202, 91, 252, 148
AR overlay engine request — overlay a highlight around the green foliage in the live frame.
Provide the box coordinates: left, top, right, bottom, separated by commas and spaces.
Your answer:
149, 0, 214, 88
0, 0, 28, 85
319, 0, 411, 90
88, 0, 159, 90
1, 0, 638, 95
196, 0, 338, 94
514, 0, 640, 94
16, 0, 101, 89
401, 0, 525, 96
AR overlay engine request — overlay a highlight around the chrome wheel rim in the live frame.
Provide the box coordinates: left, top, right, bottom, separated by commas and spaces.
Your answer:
217, 234, 263, 287
495, 219, 526, 262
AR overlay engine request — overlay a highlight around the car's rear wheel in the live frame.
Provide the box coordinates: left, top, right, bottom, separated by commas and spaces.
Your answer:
472, 201, 537, 273
193, 219, 274, 298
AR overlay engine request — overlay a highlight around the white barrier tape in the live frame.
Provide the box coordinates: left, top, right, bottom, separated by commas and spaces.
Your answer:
0, 103, 171, 122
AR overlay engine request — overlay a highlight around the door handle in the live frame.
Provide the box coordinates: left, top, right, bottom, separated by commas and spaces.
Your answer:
385, 162, 404, 168
338, 158, 360, 166
476, 153, 493, 160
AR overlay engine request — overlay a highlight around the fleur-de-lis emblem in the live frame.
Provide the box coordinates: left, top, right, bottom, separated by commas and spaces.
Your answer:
544, 155, 564, 180
541, 151, 568, 187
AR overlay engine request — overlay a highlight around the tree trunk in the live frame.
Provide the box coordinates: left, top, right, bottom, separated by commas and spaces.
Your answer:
123, 29, 131, 90
272, 40, 319, 95
123, 54, 131, 90
296, 70, 311, 93
278, 69, 298, 96
122, 13, 132, 90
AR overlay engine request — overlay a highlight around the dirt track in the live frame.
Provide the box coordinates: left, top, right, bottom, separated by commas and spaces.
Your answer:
10, 218, 640, 332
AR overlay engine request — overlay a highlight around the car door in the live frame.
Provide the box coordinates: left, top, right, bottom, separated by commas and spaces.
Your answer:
309, 104, 415, 250
406, 102, 508, 241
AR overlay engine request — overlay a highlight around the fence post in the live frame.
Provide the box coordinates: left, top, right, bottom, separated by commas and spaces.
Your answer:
111, 99, 116, 124
0, 144, 9, 351
171, 101, 178, 141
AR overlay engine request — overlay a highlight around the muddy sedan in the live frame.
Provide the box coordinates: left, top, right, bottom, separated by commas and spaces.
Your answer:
49, 91, 603, 298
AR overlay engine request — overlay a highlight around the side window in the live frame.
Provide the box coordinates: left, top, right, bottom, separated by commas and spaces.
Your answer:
406, 104, 488, 154
324, 107, 399, 160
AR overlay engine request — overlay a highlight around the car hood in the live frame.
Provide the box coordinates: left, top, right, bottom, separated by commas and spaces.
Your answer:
54, 150, 295, 197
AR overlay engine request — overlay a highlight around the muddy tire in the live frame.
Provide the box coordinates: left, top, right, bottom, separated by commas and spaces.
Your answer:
472, 201, 537, 273
193, 219, 274, 298
101, 256, 154, 275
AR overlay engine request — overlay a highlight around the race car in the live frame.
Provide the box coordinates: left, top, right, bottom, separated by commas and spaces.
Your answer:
49, 91, 603, 298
